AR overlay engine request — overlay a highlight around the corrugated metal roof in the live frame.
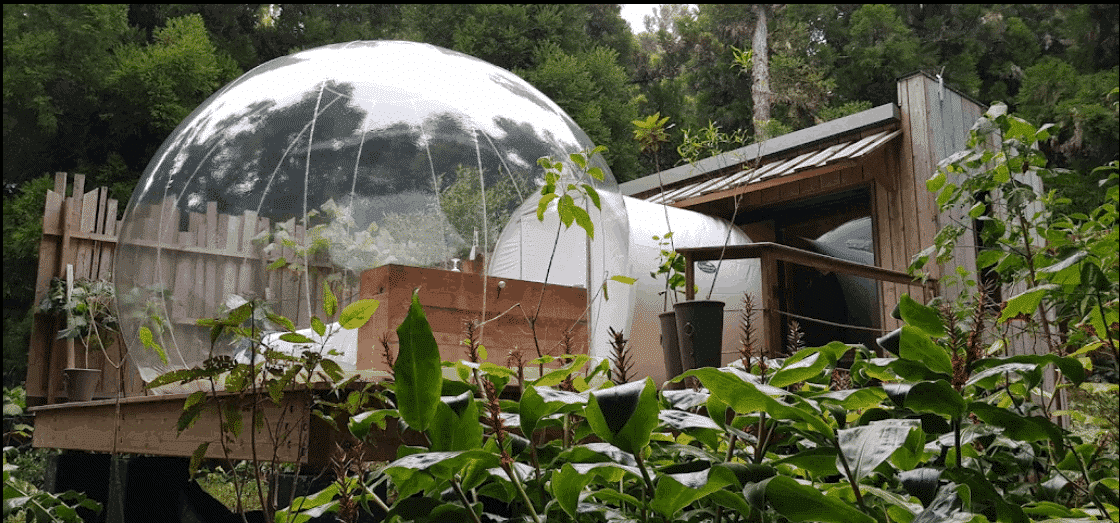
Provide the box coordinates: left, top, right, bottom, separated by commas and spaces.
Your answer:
645, 129, 901, 206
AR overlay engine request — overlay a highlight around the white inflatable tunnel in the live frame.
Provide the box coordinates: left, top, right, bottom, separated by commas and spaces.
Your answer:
490, 195, 759, 384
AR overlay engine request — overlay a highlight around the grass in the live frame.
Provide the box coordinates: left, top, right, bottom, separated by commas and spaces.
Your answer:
195, 468, 269, 513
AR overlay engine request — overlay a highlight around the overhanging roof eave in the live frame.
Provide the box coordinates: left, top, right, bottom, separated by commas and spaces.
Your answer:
620, 103, 900, 198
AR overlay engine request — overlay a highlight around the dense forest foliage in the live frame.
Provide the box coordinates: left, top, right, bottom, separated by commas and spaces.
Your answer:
3, 4, 1118, 386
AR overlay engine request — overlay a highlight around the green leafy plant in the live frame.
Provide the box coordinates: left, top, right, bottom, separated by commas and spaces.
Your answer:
4, 432, 100, 522
649, 231, 697, 310
147, 279, 381, 523
914, 101, 1119, 411
38, 277, 120, 369
677, 120, 747, 165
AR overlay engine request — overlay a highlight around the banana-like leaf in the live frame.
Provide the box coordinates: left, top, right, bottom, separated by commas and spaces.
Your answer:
551, 463, 591, 519
899, 326, 952, 376
393, 290, 441, 432
899, 467, 942, 507
651, 463, 736, 520
836, 419, 921, 484
898, 294, 946, 337
745, 475, 876, 523
429, 391, 482, 451
584, 378, 660, 454
680, 367, 831, 435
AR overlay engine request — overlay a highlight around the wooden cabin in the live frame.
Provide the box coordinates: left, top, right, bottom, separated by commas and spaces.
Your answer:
620, 71, 1048, 361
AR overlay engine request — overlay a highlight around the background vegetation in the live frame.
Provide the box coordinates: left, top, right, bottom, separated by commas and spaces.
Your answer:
3, 3, 1117, 388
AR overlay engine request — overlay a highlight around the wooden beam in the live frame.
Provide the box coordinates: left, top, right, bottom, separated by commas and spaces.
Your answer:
679, 243, 936, 357
32, 389, 313, 464
759, 255, 782, 357
678, 243, 934, 287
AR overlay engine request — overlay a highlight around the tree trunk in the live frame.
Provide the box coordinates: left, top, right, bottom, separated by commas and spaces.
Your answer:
751, 4, 771, 142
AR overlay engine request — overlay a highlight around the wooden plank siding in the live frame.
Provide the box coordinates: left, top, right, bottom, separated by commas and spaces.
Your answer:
895, 73, 1059, 403
898, 73, 981, 304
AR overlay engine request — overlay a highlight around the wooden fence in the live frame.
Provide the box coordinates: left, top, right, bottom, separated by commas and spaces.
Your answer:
28, 173, 138, 405
27, 173, 360, 406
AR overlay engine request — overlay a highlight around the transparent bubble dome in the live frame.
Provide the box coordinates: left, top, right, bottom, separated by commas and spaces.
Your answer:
114, 40, 629, 384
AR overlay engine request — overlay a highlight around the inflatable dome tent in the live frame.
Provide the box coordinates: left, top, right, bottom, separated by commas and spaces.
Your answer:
112, 41, 630, 386
491, 195, 760, 383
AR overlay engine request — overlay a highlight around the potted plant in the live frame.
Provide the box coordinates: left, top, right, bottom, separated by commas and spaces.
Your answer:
650, 232, 690, 385
651, 232, 726, 375
40, 273, 120, 401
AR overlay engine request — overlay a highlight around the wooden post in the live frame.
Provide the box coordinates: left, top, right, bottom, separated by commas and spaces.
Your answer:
684, 252, 696, 301
759, 254, 782, 358
66, 264, 76, 370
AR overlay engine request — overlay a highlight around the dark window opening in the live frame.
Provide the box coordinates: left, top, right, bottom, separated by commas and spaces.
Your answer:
737, 187, 879, 356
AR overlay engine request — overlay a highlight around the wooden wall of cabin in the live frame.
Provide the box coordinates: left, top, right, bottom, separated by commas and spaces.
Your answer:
726, 123, 932, 355
880, 73, 985, 329
894, 72, 1062, 411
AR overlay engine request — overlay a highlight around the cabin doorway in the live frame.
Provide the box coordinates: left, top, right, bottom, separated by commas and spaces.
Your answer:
737, 187, 880, 355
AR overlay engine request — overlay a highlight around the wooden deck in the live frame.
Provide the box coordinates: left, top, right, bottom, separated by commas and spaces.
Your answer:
29, 382, 420, 467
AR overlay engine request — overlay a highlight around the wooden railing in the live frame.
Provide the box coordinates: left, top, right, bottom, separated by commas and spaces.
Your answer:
678, 242, 937, 356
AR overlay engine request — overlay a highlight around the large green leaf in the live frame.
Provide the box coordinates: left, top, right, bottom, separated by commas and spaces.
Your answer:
551, 463, 590, 519
745, 475, 876, 523
532, 354, 591, 387
898, 326, 953, 376
770, 341, 855, 387
943, 468, 1029, 523
904, 380, 966, 419
516, 385, 548, 438
658, 409, 722, 449
814, 388, 888, 411
347, 409, 397, 441
384, 449, 499, 483
968, 402, 1063, 444
970, 354, 1086, 385
429, 391, 483, 451
650, 463, 736, 519
836, 419, 921, 484
899, 294, 946, 337
584, 378, 660, 454
339, 298, 380, 329
998, 285, 1058, 324
899, 468, 942, 507
912, 484, 983, 523
680, 367, 831, 434
771, 447, 840, 479
393, 290, 441, 432
964, 363, 1040, 390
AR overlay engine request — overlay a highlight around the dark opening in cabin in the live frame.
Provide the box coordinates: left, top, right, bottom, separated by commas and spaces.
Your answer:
737, 187, 878, 355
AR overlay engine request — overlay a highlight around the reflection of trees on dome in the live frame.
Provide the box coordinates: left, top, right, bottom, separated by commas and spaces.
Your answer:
158, 80, 372, 222
439, 165, 532, 255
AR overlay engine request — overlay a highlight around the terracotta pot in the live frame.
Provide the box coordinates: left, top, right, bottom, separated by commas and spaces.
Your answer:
64, 368, 101, 402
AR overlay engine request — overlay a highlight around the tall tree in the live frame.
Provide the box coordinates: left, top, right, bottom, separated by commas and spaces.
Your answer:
3, 4, 134, 191
836, 4, 925, 105
750, 4, 772, 142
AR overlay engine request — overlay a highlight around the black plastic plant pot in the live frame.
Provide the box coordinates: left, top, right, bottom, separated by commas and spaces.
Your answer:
876, 327, 902, 355
673, 300, 725, 371
660, 310, 684, 388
